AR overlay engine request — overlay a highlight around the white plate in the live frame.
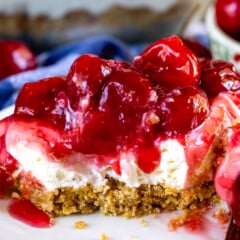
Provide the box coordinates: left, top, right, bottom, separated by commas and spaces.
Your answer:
0, 106, 230, 240
0, 199, 230, 240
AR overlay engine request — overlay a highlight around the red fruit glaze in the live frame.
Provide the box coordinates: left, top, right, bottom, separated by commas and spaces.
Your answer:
199, 58, 240, 98
63, 67, 155, 154
0, 40, 37, 80
215, 0, 240, 41
135, 147, 160, 173
14, 76, 67, 129
133, 35, 201, 88
8, 198, 54, 228
155, 86, 209, 135
66, 54, 112, 111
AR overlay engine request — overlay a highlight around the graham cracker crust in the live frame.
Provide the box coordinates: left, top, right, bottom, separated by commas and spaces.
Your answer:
16, 176, 218, 218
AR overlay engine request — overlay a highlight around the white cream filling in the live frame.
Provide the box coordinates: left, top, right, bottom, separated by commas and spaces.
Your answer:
7, 135, 188, 191
109, 139, 188, 189
1, 0, 178, 18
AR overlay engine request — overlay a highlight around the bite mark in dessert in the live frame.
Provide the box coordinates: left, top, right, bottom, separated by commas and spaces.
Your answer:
215, 125, 240, 227
0, 35, 240, 228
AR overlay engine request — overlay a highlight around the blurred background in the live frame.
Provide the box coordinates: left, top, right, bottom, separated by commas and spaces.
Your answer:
0, 0, 212, 52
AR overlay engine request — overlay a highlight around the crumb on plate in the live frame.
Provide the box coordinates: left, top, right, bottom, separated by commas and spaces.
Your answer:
101, 232, 110, 240
141, 219, 148, 227
74, 220, 87, 229
168, 208, 206, 232
213, 208, 231, 224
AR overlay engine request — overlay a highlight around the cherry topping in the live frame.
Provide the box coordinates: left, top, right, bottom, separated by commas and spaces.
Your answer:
98, 68, 153, 115
133, 35, 200, 88
74, 110, 119, 154
63, 67, 155, 154
215, 0, 240, 41
0, 40, 37, 80
66, 54, 112, 111
155, 86, 209, 135
14, 76, 67, 129
199, 58, 240, 98
8, 198, 54, 228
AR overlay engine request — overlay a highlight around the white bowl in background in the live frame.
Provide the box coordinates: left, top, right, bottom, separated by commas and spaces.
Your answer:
206, 6, 240, 71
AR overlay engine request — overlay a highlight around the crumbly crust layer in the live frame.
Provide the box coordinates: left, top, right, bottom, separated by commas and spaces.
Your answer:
16, 176, 218, 218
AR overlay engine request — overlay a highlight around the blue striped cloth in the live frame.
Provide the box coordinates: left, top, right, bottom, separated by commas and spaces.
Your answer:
0, 35, 147, 110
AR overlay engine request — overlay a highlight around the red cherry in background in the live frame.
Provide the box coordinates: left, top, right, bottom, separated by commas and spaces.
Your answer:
199, 58, 240, 98
0, 40, 37, 80
215, 0, 240, 41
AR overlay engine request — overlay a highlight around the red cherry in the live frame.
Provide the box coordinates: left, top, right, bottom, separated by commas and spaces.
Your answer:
215, 0, 240, 41
0, 40, 37, 80
97, 68, 154, 145
66, 54, 112, 111
155, 86, 209, 135
133, 35, 200, 88
199, 58, 240, 98
14, 76, 67, 129
98, 68, 153, 113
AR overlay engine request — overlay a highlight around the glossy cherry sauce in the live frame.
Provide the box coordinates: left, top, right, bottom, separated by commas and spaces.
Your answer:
8, 198, 53, 228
